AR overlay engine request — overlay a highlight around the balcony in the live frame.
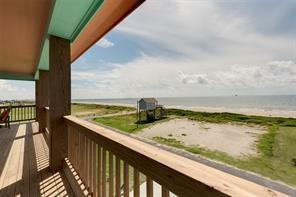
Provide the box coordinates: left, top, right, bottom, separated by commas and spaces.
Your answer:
0, 105, 288, 196
0, 1, 292, 196
0, 121, 74, 196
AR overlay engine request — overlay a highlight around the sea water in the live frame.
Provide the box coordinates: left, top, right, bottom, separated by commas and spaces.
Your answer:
74, 95, 296, 111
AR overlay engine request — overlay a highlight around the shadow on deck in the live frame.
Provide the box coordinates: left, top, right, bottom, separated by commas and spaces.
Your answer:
0, 122, 74, 197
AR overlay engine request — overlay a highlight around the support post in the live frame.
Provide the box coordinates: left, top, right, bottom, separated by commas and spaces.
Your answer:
49, 35, 71, 172
35, 71, 49, 133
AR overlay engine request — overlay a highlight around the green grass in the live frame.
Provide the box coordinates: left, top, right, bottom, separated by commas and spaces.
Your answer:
167, 108, 296, 127
71, 103, 134, 117
93, 113, 164, 133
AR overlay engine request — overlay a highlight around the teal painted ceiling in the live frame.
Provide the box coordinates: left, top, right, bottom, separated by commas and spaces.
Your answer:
35, 0, 104, 78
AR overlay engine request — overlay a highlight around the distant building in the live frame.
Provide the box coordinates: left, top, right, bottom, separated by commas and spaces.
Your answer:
137, 98, 166, 122
138, 98, 158, 111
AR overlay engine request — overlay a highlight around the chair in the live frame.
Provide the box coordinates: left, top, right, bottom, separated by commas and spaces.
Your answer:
0, 109, 10, 128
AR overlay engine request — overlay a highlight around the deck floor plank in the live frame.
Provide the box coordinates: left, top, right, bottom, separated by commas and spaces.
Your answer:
0, 122, 75, 197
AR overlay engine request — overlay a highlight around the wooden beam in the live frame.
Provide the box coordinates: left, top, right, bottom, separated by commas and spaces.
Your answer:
49, 35, 71, 172
35, 70, 49, 132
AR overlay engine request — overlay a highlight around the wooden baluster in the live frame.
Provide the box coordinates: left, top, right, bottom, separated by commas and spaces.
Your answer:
133, 168, 140, 197
102, 148, 107, 197
124, 162, 129, 197
33, 105, 35, 120
93, 143, 97, 197
162, 186, 169, 197
75, 129, 79, 168
81, 134, 86, 183
77, 132, 82, 176
10, 107, 13, 122
17, 107, 19, 122
86, 138, 90, 189
89, 140, 94, 194
77, 132, 81, 175
115, 156, 121, 197
73, 128, 77, 167
147, 176, 153, 197
98, 146, 102, 197
71, 128, 75, 167
68, 127, 73, 162
109, 152, 114, 197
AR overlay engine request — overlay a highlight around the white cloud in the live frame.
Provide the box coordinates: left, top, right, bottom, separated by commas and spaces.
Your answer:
0, 80, 34, 100
72, 71, 96, 80
177, 71, 209, 85
0, 80, 17, 92
72, 53, 296, 98
116, 0, 295, 65
95, 38, 114, 48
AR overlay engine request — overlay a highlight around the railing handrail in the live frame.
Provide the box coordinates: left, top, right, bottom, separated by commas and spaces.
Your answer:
64, 115, 285, 197
0, 104, 36, 109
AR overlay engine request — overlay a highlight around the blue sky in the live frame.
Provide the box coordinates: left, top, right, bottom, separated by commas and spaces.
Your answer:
1, 0, 296, 100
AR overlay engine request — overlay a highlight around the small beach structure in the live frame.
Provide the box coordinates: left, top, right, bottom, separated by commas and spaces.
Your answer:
137, 98, 166, 122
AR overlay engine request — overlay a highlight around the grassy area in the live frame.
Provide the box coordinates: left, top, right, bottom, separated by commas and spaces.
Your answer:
71, 103, 135, 117
93, 113, 167, 133
167, 109, 296, 127
93, 108, 296, 186
153, 126, 296, 186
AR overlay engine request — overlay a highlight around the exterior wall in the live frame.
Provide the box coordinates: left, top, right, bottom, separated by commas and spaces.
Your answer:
139, 100, 147, 110
139, 100, 156, 110
146, 103, 156, 110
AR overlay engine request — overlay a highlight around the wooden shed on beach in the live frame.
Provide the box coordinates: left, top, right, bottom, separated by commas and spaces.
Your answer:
137, 98, 165, 122
138, 98, 158, 110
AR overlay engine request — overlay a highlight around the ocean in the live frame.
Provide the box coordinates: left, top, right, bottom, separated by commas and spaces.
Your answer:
74, 95, 296, 111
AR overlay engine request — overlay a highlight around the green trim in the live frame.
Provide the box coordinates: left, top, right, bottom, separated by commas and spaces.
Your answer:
35, 0, 105, 79
35, 0, 56, 74
48, 0, 104, 42
70, 0, 104, 41
37, 39, 49, 71
3, 0, 105, 81
34, 70, 40, 80
0, 72, 35, 81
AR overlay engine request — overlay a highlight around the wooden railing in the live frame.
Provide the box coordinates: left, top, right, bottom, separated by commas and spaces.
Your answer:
44, 107, 50, 141
64, 115, 285, 197
0, 105, 36, 123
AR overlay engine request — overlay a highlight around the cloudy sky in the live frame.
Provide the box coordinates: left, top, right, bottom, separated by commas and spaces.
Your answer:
1, 0, 296, 99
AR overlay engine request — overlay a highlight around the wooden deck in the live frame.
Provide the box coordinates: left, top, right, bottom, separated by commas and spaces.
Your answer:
0, 122, 75, 197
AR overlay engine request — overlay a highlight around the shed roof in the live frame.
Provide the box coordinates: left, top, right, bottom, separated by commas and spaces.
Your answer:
139, 98, 158, 103
0, 0, 145, 81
